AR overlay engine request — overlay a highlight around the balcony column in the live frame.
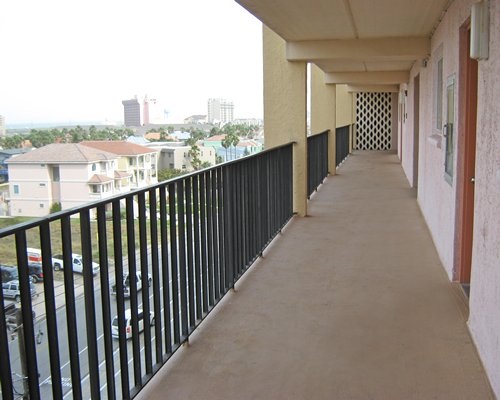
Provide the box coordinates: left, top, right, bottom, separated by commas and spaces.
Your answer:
263, 25, 307, 216
310, 64, 337, 175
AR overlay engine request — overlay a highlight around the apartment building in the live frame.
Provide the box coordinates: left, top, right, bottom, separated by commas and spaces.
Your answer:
146, 141, 216, 171
81, 141, 159, 188
6, 143, 128, 217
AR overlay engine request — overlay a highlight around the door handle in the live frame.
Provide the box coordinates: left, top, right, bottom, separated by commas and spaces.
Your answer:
471, 177, 475, 183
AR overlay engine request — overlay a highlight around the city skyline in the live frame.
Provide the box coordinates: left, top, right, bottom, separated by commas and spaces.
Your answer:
0, 0, 263, 127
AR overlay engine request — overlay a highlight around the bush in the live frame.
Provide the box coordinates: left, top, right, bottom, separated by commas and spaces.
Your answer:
50, 202, 62, 213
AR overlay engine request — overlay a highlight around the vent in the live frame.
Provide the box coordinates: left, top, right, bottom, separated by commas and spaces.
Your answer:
355, 92, 392, 150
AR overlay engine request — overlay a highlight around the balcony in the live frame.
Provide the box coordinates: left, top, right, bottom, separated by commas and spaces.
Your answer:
138, 151, 493, 400
0, 133, 493, 399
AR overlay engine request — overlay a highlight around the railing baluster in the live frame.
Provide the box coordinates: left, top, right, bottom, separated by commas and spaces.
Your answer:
149, 188, 163, 365
126, 196, 141, 388
212, 169, 221, 301
216, 167, 225, 295
80, 210, 100, 399
205, 172, 214, 308
112, 200, 130, 399
0, 260, 13, 400
200, 173, 209, 314
61, 216, 82, 399
168, 183, 180, 345
96, 205, 116, 400
159, 186, 172, 355
39, 221, 63, 399
138, 193, 153, 376
185, 177, 196, 331
192, 175, 202, 322
176, 180, 188, 340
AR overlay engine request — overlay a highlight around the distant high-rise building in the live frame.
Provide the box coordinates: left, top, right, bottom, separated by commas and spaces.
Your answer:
0, 115, 5, 136
207, 98, 234, 124
143, 96, 150, 126
122, 98, 141, 127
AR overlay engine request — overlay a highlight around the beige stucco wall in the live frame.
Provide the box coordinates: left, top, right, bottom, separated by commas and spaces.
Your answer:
401, 0, 500, 396
310, 64, 336, 174
263, 24, 307, 216
336, 84, 354, 128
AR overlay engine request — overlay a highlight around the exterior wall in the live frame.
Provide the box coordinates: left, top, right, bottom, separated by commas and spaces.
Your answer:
469, 0, 500, 396
157, 146, 216, 171
8, 159, 124, 216
263, 24, 307, 216
310, 64, 337, 174
401, 0, 500, 395
336, 84, 354, 128
8, 164, 52, 216
404, 1, 470, 278
115, 153, 158, 188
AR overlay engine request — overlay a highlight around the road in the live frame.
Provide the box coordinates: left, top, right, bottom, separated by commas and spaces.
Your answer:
6, 263, 179, 399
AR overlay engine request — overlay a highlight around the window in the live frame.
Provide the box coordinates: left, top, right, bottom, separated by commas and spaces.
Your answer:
91, 185, 100, 194
92, 163, 97, 171
39, 203, 44, 208
13, 185, 19, 194
444, 76, 455, 181
39, 183, 46, 187
169, 163, 174, 169
51, 166, 60, 182
436, 58, 443, 130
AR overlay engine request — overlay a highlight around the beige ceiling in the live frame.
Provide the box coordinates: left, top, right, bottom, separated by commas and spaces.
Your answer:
236, 0, 453, 83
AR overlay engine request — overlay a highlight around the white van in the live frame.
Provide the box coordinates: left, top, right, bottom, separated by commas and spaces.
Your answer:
111, 308, 155, 339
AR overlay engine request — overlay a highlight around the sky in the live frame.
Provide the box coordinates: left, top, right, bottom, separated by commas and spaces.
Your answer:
0, 0, 263, 126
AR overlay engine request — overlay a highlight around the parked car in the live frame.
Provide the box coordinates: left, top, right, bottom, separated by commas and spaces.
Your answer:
4, 303, 18, 328
51, 254, 100, 276
2, 280, 37, 302
28, 263, 44, 283
111, 272, 152, 298
0, 265, 18, 283
111, 308, 155, 339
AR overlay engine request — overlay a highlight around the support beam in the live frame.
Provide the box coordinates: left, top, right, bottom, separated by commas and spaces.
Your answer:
287, 37, 430, 61
325, 71, 409, 85
310, 64, 336, 175
347, 84, 400, 93
263, 25, 308, 216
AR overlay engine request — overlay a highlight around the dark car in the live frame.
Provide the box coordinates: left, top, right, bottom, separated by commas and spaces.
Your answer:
0, 265, 18, 283
28, 263, 44, 283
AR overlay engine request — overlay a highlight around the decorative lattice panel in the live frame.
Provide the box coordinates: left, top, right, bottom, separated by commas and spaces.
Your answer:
355, 92, 392, 150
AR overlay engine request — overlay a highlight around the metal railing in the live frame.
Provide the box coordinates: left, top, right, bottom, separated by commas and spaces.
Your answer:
0, 143, 293, 399
307, 130, 329, 198
336, 125, 350, 167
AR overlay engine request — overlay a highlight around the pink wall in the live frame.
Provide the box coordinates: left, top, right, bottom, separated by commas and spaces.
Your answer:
400, 0, 500, 396
468, 0, 500, 396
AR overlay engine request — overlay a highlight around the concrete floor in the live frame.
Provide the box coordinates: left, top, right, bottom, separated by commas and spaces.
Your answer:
138, 151, 494, 400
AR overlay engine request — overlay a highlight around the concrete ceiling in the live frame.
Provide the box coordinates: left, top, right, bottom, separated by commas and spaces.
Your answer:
236, 0, 453, 84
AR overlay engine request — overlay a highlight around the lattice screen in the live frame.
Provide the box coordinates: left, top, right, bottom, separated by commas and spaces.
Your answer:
355, 92, 392, 150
